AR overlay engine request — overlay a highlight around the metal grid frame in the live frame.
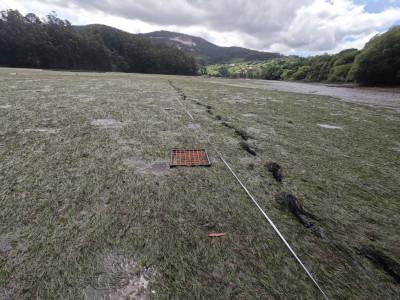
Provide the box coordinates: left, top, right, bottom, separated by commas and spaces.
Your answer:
170, 149, 211, 167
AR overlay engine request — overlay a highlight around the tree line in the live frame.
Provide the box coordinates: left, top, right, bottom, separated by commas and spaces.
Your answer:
211, 26, 400, 85
0, 10, 197, 75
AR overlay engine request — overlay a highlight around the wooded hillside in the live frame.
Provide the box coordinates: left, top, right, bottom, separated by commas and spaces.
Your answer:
0, 10, 197, 75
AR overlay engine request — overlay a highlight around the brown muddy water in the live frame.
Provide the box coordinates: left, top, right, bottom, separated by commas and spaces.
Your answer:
206, 78, 400, 110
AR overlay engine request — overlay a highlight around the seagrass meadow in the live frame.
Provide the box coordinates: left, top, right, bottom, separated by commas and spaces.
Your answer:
1, 68, 399, 299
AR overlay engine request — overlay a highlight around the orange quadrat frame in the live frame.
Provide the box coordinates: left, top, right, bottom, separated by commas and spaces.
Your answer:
170, 149, 211, 167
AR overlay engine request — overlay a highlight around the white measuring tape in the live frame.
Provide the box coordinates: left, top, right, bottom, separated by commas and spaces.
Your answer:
170, 82, 329, 300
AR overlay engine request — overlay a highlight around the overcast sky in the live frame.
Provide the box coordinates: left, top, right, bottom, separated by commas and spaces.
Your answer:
1, 0, 400, 55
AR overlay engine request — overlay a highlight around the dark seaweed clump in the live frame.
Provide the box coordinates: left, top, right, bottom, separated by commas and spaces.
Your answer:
359, 247, 400, 283
276, 192, 324, 238
240, 142, 256, 156
266, 162, 283, 182
234, 129, 251, 141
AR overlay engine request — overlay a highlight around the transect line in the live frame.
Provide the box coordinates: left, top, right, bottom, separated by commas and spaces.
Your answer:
169, 82, 329, 300
175, 95, 194, 121
215, 151, 329, 300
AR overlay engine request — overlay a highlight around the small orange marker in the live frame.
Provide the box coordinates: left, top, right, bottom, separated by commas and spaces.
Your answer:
208, 233, 226, 237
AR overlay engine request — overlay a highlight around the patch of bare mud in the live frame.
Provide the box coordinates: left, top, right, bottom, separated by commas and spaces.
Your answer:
0, 105, 12, 109
187, 123, 201, 130
84, 252, 155, 300
158, 130, 181, 141
144, 162, 170, 175
268, 127, 278, 137
318, 124, 343, 130
118, 138, 141, 146
247, 127, 261, 135
0, 228, 27, 258
223, 136, 238, 145
91, 119, 124, 129
227, 96, 250, 104
123, 159, 170, 176
239, 156, 261, 164
111, 146, 132, 158
19, 128, 61, 134
0, 233, 14, 253
392, 142, 400, 152
274, 144, 289, 157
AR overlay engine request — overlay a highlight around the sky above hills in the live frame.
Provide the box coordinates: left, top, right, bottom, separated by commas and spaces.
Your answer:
1, 0, 400, 55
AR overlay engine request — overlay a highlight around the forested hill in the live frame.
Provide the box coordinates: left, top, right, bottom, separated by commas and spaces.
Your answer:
142, 31, 283, 64
0, 10, 197, 75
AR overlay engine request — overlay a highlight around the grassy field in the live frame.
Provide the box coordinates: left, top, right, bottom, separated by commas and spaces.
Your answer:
1, 68, 399, 299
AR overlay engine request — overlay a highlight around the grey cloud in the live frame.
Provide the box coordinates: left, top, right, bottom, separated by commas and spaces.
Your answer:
41, 0, 311, 30
34, 0, 400, 53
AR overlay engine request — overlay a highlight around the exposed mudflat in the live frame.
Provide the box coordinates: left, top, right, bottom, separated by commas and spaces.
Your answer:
206, 78, 400, 109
